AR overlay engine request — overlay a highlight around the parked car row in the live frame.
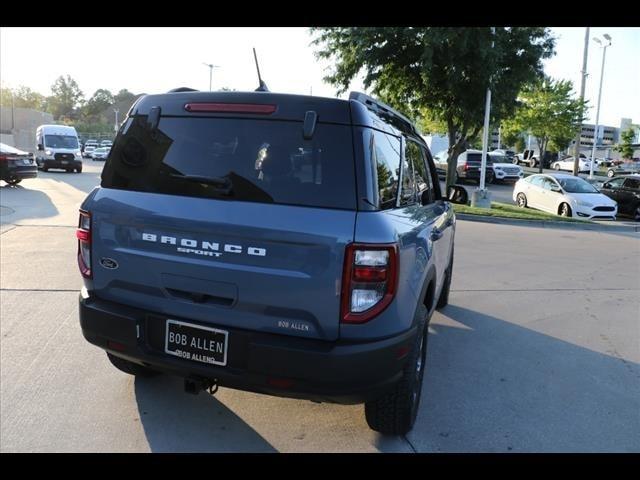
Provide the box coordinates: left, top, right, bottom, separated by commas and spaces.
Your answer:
513, 172, 640, 221
550, 156, 594, 173
605, 160, 640, 178
91, 146, 111, 160
513, 173, 618, 220
81, 139, 112, 158
434, 149, 523, 184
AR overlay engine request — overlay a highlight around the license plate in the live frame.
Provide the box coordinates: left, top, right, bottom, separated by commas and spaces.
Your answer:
61, 161, 69, 164
165, 319, 228, 366
22, 159, 32, 165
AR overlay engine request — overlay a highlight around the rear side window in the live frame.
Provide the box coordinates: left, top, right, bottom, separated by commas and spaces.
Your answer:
371, 130, 401, 210
466, 152, 493, 164
624, 178, 640, 190
101, 116, 356, 210
529, 176, 544, 187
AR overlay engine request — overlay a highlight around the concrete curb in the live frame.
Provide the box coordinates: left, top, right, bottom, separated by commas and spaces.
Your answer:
456, 213, 640, 232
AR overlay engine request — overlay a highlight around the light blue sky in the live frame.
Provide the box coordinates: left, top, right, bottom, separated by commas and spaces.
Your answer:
1, 27, 638, 128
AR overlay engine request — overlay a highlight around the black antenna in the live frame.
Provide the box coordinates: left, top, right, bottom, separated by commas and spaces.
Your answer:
253, 48, 269, 92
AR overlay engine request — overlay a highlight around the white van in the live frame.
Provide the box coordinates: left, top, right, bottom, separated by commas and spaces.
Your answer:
35, 125, 83, 173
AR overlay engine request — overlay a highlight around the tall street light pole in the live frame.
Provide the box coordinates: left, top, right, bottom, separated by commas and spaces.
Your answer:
572, 27, 590, 176
472, 26, 495, 209
202, 62, 220, 91
589, 33, 612, 179
113, 108, 119, 134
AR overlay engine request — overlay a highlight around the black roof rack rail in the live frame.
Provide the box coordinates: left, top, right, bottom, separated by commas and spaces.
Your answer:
167, 87, 199, 93
349, 91, 418, 136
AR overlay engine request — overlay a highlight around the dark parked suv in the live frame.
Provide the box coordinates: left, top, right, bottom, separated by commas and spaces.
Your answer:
599, 175, 640, 221
455, 149, 495, 184
77, 89, 465, 434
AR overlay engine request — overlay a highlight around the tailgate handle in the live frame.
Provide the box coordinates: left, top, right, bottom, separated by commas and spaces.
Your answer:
166, 288, 234, 307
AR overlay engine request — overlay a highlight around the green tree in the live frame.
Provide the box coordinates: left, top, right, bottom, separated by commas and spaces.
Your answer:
48, 75, 84, 120
514, 136, 526, 153
500, 128, 521, 150
615, 128, 636, 160
417, 108, 447, 135
501, 77, 586, 172
311, 27, 555, 186
83, 89, 114, 121
114, 89, 136, 104
0, 85, 46, 110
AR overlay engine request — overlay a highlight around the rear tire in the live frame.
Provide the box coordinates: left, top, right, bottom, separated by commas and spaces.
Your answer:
6, 177, 22, 185
365, 304, 429, 435
107, 352, 159, 377
607, 170, 615, 178
516, 192, 527, 208
436, 247, 454, 310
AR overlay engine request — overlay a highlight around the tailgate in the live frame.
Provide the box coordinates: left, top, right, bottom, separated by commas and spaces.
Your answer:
87, 189, 354, 341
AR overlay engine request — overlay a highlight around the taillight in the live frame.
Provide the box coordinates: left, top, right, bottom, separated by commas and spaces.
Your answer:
464, 164, 470, 171
341, 243, 398, 324
76, 210, 91, 278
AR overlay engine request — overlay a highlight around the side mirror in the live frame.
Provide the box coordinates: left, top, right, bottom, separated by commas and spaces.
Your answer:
37, 144, 44, 151
602, 182, 610, 189
445, 185, 468, 205
550, 185, 561, 193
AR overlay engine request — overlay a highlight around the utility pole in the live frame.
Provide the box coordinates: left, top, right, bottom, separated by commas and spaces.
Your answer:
202, 62, 220, 91
471, 26, 495, 209
589, 34, 612, 179
573, 27, 590, 176
113, 108, 119, 133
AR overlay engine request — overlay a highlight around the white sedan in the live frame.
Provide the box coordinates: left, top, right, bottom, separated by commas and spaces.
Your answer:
513, 173, 617, 220
92, 147, 111, 160
551, 157, 593, 173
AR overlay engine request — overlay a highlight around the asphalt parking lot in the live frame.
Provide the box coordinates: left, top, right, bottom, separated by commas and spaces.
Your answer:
1, 163, 639, 452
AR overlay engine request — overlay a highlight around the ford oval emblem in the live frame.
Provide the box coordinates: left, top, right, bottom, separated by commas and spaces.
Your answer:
100, 257, 119, 270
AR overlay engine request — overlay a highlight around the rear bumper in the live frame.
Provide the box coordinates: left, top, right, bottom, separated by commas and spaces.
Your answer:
38, 158, 82, 169
79, 292, 416, 404
458, 169, 494, 180
2, 165, 38, 180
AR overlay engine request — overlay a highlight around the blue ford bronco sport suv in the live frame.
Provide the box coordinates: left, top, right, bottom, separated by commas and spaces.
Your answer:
77, 89, 466, 434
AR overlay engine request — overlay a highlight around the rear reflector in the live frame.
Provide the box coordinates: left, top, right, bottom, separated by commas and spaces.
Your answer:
353, 267, 387, 282
107, 341, 126, 351
76, 229, 90, 242
77, 210, 92, 279
267, 377, 295, 389
184, 103, 276, 114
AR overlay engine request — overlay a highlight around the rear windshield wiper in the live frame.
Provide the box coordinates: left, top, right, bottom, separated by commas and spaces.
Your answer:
170, 173, 233, 193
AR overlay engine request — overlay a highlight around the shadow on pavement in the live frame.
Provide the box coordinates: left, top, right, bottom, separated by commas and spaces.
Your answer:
413, 304, 640, 452
135, 375, 277, 452
38, 167, 103, 194
0, 184, 59, 225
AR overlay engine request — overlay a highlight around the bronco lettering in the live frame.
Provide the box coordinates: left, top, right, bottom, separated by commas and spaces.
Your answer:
142, 232, 267, 257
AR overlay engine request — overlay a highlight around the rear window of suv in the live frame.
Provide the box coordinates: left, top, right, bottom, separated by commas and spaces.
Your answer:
466, 153, 493, 164
101, 115, 356, 210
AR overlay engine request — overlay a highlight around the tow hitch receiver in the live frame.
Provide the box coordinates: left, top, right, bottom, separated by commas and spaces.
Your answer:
184, 378, 218, 395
